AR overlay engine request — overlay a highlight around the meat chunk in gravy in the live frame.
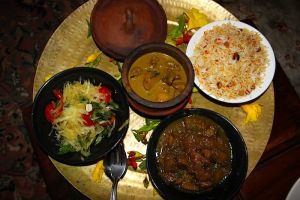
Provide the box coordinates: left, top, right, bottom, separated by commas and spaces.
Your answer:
157, 115, 232, 192
128, 52, 187, 102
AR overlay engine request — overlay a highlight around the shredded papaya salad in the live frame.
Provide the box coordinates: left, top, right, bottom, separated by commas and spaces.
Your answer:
45, 80, 119, 157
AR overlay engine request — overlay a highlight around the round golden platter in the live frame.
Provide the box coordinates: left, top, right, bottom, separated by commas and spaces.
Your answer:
33, 0, 274, 199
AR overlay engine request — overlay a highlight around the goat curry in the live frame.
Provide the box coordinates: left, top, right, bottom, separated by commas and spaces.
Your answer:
156, 115, 232, 192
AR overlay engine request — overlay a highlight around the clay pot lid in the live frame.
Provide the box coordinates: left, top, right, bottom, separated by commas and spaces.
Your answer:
90, 0, 167, 61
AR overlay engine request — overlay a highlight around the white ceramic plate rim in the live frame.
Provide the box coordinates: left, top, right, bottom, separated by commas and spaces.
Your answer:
186, 20, 276, 104
286, 177, 300, 200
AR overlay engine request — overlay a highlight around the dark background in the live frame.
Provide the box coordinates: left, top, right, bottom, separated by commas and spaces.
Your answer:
0, 0, 299, 199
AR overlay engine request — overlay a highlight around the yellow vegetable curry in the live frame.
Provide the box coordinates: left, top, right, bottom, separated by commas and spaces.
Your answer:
128, 52, 187, 102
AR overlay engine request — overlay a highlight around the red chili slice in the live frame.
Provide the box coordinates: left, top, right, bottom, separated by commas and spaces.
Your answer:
176, 32, 192, 45
100, 116, 115, 126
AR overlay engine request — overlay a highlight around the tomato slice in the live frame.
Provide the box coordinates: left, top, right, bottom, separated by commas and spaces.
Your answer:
82, 110, 95, 126
98, 86, 111, 104
45, 102, 55, 123
45, 100, 64, 123
53, 89, 63, 100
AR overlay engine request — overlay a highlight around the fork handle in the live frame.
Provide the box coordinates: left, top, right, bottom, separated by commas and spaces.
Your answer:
110, 179, 119, 200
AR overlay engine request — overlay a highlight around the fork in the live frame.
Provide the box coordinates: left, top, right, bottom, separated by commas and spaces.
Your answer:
104, 142, 128, 200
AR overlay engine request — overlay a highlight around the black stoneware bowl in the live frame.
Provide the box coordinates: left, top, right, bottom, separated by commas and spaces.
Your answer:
32, 67, 129, 166
146, 108, 248, 200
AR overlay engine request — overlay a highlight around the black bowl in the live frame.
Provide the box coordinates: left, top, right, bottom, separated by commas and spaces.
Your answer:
146, 108, 248, 200
32, 67, 129, 166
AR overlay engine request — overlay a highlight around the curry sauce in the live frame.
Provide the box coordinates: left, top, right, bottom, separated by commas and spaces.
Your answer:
128, 52, 187, 102
156, 115, 232, 192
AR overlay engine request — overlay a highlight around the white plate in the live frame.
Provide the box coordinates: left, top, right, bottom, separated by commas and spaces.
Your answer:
286, 177, 300, 200
186, 20, 276, 104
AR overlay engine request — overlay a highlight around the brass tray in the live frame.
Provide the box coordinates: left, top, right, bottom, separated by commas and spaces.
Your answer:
33, 0, 274, 199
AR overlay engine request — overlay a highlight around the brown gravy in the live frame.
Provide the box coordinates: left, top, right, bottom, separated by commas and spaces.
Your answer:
156, 115, 232, 192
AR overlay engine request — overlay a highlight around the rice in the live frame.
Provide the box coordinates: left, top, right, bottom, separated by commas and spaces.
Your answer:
191, 22, 269, 100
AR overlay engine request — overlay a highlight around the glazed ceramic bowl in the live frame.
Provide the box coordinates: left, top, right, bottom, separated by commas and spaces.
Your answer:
32, 67, 129, 166
122, 42, 195, 117
147, 108, 248, 200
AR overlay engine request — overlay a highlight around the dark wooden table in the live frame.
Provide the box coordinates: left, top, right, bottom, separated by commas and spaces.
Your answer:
22, 21, 300, 200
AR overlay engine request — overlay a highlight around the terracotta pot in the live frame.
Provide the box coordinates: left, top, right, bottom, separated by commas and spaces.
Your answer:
90, 0, 167, 61
122, 43, 195, 117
